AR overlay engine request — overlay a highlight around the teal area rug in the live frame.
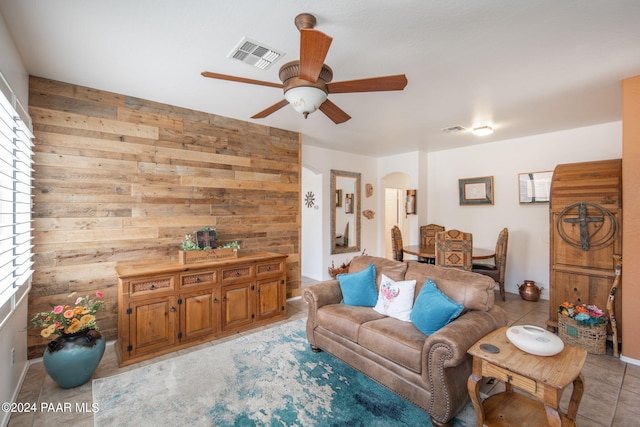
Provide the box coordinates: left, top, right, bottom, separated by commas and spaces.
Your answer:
93, 318, 471, 426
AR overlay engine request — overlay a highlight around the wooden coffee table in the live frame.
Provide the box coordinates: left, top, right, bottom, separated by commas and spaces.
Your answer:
467, 326, 587, 426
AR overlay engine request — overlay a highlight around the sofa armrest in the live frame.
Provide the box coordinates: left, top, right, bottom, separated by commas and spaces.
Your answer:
302, 280, 342, 309
303, 280, 343, 348
424, 305, 508, 370
421, 306, 507, 424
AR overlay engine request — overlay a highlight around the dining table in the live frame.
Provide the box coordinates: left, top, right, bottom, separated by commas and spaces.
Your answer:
403, 244, 495, 261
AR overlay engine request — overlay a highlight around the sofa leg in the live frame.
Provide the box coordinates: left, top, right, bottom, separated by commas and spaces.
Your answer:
430, 417, 452, 427
310, 344, 322, 353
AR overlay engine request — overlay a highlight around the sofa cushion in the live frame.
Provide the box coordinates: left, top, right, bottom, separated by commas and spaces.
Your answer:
373, 273, 416, 322
337, 263, 378, 307
410, 279, 464, 336
405, 261, 495, 311
349, 256, 408, 285
317, 304, 386, 343
359, 317, 426, 374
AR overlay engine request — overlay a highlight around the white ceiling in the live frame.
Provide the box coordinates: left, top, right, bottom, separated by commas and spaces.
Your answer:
2, 0, 640, 157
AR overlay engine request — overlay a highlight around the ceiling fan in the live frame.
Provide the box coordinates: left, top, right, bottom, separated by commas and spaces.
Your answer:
201, 13, 408, 124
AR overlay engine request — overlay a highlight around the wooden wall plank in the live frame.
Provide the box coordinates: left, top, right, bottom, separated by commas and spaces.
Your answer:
27, 77, 301, 359
30, 106, 160, 139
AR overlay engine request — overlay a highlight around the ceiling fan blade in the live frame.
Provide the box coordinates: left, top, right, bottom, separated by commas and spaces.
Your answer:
299, 29, 333, 83
201, 71, 283, 89
327, 74, 408, 94
251, 99, 290, 119
319, 99, 351, 124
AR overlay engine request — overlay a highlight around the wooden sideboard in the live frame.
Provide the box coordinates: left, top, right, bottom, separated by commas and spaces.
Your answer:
116, 252, 288, 366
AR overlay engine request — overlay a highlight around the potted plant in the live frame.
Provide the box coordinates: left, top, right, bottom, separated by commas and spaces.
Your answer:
31, 291, 106, 388
179, 226, 240, 264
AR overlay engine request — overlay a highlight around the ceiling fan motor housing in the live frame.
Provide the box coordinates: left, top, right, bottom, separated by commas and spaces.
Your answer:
279, 60, 333, 93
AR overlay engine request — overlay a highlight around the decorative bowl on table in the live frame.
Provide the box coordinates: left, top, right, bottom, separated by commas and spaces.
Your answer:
506, 325, 564, 356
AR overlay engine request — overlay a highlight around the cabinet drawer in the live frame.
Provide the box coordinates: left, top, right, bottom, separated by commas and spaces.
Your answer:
482, 363, 538, 395
180, 270, 217, 289
221, 265, 254, 282
128, 275, 175, 298
256, 260, 284, 277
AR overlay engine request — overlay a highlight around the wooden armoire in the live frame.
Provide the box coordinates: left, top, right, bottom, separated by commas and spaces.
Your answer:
547, 159, 622, 341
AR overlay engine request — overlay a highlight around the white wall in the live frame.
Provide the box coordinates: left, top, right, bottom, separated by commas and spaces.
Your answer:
302, 145, 378, 280
0, 11, 31, 426
426, 122, 622, 299
301, 166, 323, 280
0, 10, 28, 109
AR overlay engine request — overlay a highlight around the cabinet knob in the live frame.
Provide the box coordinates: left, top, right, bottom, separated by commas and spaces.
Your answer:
169, 306, 176, 312
196, 277, 201, 282
213, 298, 219, 303
150, 284, 156, 290
236, 271, 241, 276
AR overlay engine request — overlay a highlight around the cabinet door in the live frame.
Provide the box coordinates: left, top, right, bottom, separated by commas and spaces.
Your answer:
551, 270, 620, 336
127, 295, 177, 357
221, 281, 254, 331
256, 278, 284, 321
179, 288, 220, 342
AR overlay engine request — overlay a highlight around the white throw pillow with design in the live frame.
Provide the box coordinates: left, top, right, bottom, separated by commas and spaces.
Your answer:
373, 273, 417, 322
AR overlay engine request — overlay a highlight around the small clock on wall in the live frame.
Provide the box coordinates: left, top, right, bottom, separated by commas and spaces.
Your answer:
305, 191, 315, 208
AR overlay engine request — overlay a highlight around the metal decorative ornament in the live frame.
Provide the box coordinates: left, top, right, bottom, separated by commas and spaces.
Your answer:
556, 202, 618, 251
304, 191, 315, 208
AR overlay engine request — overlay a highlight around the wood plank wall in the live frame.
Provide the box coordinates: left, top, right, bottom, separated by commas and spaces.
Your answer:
27, 76, 301, 358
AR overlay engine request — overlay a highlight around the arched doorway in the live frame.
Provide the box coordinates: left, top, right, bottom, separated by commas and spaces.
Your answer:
381, 172, 411, 259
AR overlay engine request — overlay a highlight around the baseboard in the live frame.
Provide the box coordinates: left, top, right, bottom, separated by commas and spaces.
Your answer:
1, 359, 30, 427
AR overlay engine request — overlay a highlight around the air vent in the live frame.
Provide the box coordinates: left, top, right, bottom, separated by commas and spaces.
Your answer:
227, 37, 285, 70
440, 125, 467, 133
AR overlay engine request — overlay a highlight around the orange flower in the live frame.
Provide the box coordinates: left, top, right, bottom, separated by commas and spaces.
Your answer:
66, 319, 82, 334
63, 309, 75, 319
575, 305, 589, 315
80, 314, 95, 327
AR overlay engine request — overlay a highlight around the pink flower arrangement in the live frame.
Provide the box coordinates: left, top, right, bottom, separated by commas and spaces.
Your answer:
31, 291, 105, 338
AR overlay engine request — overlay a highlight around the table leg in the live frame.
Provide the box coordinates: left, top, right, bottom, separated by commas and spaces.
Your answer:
566, 373, 585, 420
544, 405, 563, 427
467, 373, 484, 427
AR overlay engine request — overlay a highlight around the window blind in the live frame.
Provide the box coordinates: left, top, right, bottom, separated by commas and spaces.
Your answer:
0, 85, 34, 309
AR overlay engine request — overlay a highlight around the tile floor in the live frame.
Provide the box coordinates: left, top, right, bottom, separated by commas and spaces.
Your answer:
7, 280, 638, 427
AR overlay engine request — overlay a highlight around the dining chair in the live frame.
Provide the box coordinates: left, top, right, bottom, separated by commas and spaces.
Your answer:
391, 225, 403, 261
435, 229, 473, 271
472, 227, 509, 301
419, 224, 444, 264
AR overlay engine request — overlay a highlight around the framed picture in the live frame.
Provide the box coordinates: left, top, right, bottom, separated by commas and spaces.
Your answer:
459, 176, 494, 205
518, 171, 552, 203
335, 189, 343, 207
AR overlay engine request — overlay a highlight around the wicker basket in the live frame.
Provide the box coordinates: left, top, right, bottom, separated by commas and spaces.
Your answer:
557, 315, 607, 355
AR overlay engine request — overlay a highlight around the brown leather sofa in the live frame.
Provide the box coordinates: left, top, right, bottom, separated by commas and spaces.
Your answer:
303, 255, 508, 426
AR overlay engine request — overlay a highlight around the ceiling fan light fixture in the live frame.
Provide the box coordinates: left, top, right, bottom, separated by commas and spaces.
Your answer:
284, 86, 328, 118
472, 125, 494, 136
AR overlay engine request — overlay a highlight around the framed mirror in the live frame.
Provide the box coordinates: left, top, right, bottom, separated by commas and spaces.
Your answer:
331, 169, 361, 254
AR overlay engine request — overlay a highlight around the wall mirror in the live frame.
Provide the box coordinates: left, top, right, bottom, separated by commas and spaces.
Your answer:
331, 169, 361, 254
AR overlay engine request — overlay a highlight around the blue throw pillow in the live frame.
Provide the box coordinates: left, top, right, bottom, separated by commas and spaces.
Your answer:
337, 263, 378, 307
410, 278, 464, 335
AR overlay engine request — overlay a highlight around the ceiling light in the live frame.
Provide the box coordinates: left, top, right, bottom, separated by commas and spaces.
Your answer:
284, 86, 328, 118
472, 125, 493, 136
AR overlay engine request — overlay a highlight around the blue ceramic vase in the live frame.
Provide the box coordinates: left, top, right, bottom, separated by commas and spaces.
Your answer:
42, 329, 106, 389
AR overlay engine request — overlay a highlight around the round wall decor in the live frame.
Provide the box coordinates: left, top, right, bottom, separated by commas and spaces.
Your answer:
304, 191, 315, 208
